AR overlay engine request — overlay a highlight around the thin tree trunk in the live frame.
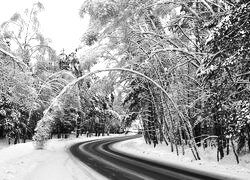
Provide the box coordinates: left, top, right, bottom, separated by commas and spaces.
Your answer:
231, 135, 239, 164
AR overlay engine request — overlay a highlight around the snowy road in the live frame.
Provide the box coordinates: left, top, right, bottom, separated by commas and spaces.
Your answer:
70, 135, 231, 180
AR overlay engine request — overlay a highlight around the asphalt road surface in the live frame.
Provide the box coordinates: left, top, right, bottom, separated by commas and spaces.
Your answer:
69, 135, 233, 180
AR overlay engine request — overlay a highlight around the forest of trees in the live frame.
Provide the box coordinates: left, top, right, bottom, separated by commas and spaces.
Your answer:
1, 0, 250, 163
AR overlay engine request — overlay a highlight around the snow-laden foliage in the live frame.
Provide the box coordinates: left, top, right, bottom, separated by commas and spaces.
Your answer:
199, 1, 250, 160
0, 51, 37, 142
79, 0, 119, 23
33, 115, 53, 149
0, 2, 52, 66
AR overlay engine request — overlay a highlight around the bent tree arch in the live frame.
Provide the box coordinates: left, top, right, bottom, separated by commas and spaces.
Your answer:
37, 68, 200, 159
28, 70, 76, 122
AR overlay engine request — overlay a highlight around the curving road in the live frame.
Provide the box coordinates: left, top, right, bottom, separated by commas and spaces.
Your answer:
69, 135, 231, 180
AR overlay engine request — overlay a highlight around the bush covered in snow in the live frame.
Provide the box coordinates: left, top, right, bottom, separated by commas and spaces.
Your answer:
33, 115, 53, 149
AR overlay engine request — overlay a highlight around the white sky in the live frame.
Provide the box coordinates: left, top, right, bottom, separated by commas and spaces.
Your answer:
0, 0, 89, 54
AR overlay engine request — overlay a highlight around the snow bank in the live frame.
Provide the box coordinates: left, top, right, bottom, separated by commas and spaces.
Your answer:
0, 135, 118, 180
112, 137, 250, 180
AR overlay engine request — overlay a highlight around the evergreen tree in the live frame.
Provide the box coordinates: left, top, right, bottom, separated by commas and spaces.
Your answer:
198, 0, 250, 160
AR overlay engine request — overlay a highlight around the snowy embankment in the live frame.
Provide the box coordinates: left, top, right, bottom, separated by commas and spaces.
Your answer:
113, 135, 250, 180
0, 135, 113, 180
1, 134, 250, 180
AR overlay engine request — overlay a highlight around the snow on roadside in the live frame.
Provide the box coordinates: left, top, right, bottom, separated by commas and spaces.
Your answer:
0, 135, 119, 180
112, 136, 250, 180
2, 134, 249, 180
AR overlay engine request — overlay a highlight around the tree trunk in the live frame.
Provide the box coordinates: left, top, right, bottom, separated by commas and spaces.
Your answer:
231, 135, 239, 164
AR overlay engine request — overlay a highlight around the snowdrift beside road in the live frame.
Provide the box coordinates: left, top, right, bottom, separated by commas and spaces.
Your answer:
0, 135, 112, 180
113, 136, 250, 180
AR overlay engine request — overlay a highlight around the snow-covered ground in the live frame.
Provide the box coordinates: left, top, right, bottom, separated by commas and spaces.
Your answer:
0, 134, 250, 180
113, 135, 250, 180
0, 138, 9, 150
0, 135, 112, 180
